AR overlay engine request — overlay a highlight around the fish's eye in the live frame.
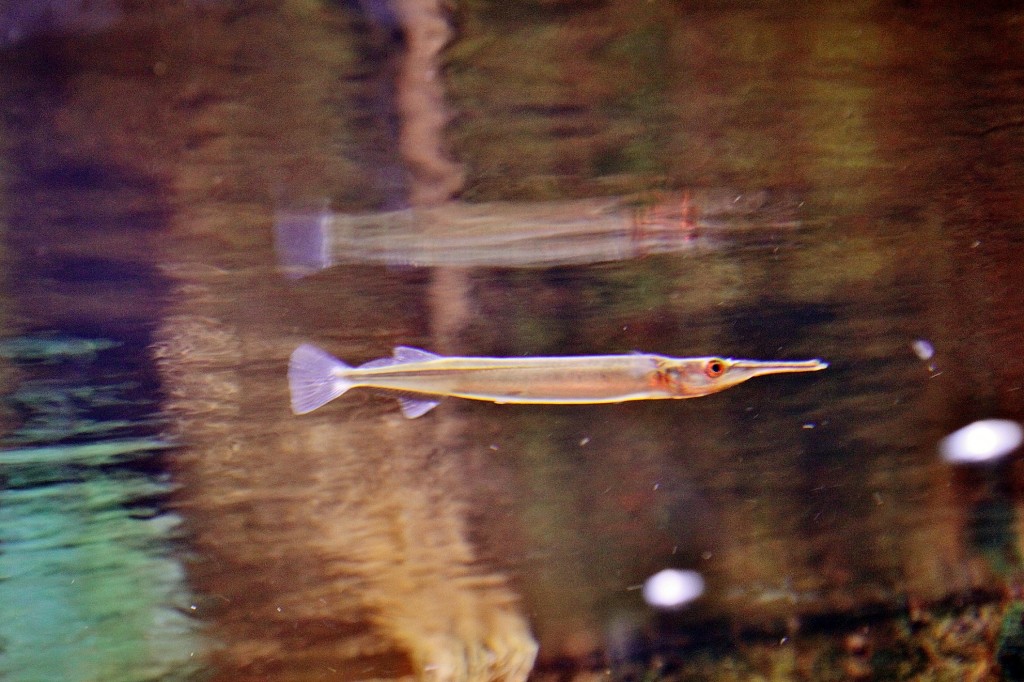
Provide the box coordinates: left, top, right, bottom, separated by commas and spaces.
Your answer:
704, 358, 726, 378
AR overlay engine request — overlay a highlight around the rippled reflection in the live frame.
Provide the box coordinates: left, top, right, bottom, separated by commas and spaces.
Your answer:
275, 190, 797, 273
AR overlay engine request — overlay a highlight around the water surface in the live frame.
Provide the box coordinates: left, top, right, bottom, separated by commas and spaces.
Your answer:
2, 1, 1024, 680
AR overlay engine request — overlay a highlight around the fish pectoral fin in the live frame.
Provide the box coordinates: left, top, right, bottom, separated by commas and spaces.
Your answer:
393, 346, 442, 363
397, 396, 441, 419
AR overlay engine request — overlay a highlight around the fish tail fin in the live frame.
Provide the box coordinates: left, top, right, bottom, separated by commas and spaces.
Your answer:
288, 344, 353, 414
274, 207, 333, 279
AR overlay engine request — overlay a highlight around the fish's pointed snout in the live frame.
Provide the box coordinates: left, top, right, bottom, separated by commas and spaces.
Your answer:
732, 359, 829, 376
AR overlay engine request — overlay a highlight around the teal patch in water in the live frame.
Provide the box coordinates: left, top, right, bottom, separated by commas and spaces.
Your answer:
0, 437, 173, 466
0, 335, 121, 363
0, 474, 202, 682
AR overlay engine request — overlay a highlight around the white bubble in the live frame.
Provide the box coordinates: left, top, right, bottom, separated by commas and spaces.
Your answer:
939, 419, 1023, 464
912, 339, 935, 361
642, 569, 705, 609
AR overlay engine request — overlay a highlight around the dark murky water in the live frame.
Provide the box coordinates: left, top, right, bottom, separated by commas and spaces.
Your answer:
2, 1, 1024, 680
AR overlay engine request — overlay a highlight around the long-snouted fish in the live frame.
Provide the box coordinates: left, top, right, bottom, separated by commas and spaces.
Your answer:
288, 344, 828, 419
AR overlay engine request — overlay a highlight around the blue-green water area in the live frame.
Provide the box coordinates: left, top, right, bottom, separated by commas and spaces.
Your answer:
0, 335, 200, 681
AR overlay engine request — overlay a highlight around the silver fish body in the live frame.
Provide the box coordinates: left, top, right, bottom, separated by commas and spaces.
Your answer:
288, 344, 828, 418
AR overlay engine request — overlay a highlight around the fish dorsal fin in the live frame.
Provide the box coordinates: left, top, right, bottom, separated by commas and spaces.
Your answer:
357, 346, 441, 369
398, 396, 440, 418
358, 357, 399, 369
393, 346, 441, 363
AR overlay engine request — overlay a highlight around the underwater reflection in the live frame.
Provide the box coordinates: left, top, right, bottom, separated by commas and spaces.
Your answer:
275, 189, 799, 275
2, 0, 1022, 675
155, 312, 539, 680
0, 333, 200, 681
0, 0, 120, 47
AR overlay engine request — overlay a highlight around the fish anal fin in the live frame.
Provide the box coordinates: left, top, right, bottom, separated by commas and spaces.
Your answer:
393, 346, 442, 363
398, 396, 440, 419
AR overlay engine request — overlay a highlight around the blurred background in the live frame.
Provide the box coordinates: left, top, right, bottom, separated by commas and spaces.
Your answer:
1, 0, 1024, 680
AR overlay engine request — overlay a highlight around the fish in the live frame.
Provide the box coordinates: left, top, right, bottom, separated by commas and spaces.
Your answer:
287, 344, 828, 418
